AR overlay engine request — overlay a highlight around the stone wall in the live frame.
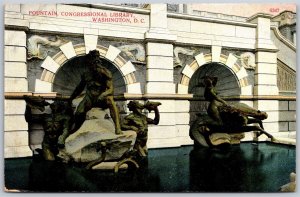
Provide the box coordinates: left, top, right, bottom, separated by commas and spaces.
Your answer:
279, 100, 296, 134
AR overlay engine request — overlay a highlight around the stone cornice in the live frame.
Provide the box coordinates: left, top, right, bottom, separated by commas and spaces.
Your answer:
247, 13, 274, 22
168, 12, 257, 28
70, 3, 150, 15
5, 25, 29, 32
254, 48, 279, 53
144, 28, 177, 43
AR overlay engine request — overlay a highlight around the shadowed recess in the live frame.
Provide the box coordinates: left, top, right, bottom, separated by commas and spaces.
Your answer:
53, 56, 126, 96
189, 62, 241, 124
188, 62, 241, 97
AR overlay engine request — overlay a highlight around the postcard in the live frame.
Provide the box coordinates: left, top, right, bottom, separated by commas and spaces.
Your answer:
3, 3, 296, 192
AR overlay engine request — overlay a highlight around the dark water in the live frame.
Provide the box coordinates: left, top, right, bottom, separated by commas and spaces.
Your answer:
4, 142, 296, 192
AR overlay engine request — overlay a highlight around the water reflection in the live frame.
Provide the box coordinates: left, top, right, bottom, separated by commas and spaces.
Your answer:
189, 143, 295, 192
28, 157, 160, 192
5, 143, 295, 192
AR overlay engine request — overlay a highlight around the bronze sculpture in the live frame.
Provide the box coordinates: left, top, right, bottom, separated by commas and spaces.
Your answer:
23, 51, 161, 170
121, 101, 161, 157
24, 96, 72, 160
69, 50, 122, 135
190, 76, 274, 147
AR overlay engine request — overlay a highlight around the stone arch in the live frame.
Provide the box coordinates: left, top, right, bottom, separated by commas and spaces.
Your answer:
189, 62, 241, 97
177, 47, 252, 96
34, 40, 141, 94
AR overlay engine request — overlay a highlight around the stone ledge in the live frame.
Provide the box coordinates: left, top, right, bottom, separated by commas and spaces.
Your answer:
4, 92, 295, 101
191, 95, 296, 101
267, 138, 296, 146
255, 48, 279, 53
4, 92, 60, 99
147, 137, 181, 148
145, 30, 177, 43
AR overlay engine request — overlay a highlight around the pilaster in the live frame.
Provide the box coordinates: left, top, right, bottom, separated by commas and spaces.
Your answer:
248, 14, 280, 136
4, 30, 32, 158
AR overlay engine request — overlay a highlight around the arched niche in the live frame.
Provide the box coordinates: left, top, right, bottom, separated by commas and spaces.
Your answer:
34, 43, 142, 95
52, 55, 126, 96
189, 62, 242, 125
189, 62, 241, 97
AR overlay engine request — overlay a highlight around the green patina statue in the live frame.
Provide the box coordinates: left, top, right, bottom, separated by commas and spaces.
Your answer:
121, 101, 161, 157
190, 76, 274, 147
69, 50, 122, 135
24, 96, 73, 161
